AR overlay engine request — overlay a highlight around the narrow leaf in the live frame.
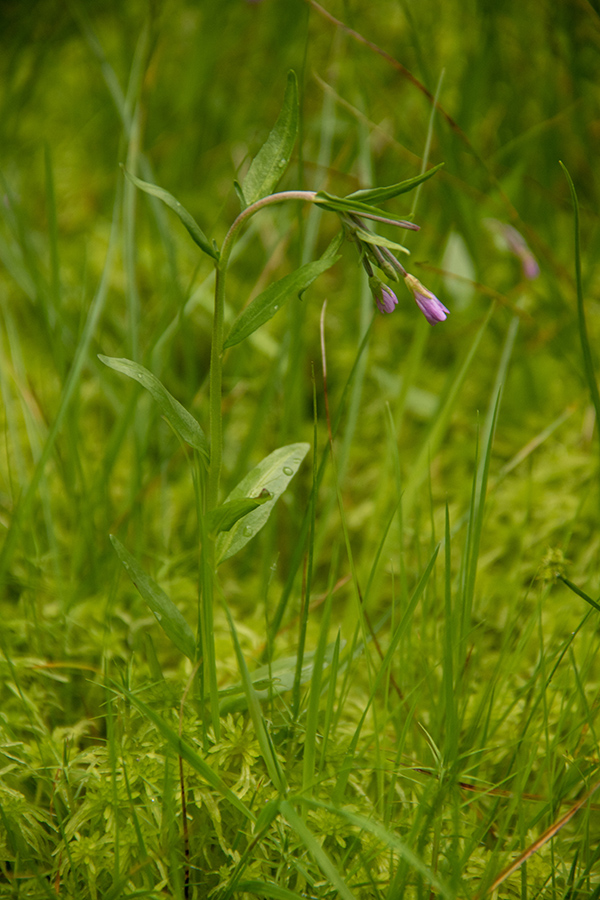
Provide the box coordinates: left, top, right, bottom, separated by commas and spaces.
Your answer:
110, 535, 196, 661
223, 256, 339, 350
240, 70, 299, 207
352, 226, 410, 255
204, 493, 271, 536
315, 193, 413, 220
279, 800, 356, 900
224, 602, 287, 792
99, 356, 209, 462
216, 443, 310, 562
122, 168, 219, 260
295, 797, 454, 900
560, 162, 600, 426
347, 163, 444, 202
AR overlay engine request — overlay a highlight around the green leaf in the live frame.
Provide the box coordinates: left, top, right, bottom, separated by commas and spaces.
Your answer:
99, 356, 209, 462
204, 493, 272, 536
224, 255, 339, 350
216, 443, 310, 563
110, 535, 196, 661
279, 800, 356, 900
219, 642, 339, 715
240, 70, 299, 207
352, 225, 410, 255
315, 192, 412, 220
293, 797, 454, 900
224, 602, 287, 792
347, 163, 444, 203
122, 168, 219, 260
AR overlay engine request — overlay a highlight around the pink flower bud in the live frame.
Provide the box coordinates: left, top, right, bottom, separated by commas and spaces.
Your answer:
404, 274, 449, 325
370, 278, 399, 314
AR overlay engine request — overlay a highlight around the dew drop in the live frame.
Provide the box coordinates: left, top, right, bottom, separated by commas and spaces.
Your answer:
273, 304, 279, 311
283, 465, 293, 476
243, 525, 253, 537
154, 611, 162, 621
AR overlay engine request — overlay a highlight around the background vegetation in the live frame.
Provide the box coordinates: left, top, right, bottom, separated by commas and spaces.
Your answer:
0, 0, 599, 897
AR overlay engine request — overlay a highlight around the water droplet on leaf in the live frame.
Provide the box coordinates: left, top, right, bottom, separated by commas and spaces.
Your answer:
243, 525, 253, 537
283, 466, 293, 475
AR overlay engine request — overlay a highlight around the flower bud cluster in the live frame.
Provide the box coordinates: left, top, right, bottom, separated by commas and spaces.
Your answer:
341, 210, 449, 325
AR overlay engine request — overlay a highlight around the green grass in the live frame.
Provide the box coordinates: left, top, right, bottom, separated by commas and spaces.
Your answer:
1, 1, 600, 898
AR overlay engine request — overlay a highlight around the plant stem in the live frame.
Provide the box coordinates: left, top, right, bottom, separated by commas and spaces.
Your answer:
206, 190, 317, 510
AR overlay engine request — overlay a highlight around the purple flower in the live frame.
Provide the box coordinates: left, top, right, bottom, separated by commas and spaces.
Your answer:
404, 274, 449, 325
370, 278, 398, 314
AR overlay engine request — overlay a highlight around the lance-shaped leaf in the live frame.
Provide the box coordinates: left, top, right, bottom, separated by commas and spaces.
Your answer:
352, 225, 410, 255
315, 192, 414, 221
204, 492, 272, 536
99, 356, 209, 463
238, 70, 299, 207
347, 162, 444, 203
122, 168, 219, 260
216, 443, 310, 563
110, 535, 196, 661
223, 252, 339, 350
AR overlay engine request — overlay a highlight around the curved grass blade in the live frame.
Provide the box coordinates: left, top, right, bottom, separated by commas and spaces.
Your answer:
216, 443, 310, 562
238, 70, 299, 207
279, 800, 356, 900
110, 535, 196, 661
223, 255, 339, 350
99, 355, 209, 462
295, 797, 455, 900
224, 602, 287, 793
122, 168, 219, 260
560, 162, 600, 428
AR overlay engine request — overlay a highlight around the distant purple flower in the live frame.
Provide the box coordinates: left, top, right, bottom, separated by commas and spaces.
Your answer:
370, 278, 398, 314
484, 218, 540, 280
404, 274, 449, 325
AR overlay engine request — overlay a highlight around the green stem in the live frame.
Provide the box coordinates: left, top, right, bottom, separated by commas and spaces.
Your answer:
206, 190, 317, 510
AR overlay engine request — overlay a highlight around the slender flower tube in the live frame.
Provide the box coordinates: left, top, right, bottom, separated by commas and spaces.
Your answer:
404, 273, 449, 325
370, 277, 398, 314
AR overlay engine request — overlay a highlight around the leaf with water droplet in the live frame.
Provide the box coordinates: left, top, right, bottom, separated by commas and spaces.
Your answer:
216, 442, 310, 563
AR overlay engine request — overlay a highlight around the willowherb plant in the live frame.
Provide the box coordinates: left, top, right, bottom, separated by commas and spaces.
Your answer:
98, 70, 448, 895
100, 68, 446, 732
